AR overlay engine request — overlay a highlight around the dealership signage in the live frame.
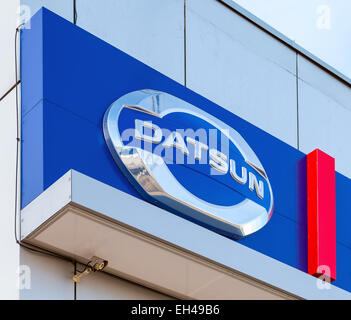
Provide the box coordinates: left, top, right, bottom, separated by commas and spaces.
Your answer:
21, 8, 343, 286
103, 90, 273, 238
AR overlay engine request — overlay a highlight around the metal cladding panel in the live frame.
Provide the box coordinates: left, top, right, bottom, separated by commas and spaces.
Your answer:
21, 0, 73, 22
298, 78, 351, 180
20, 8, 351, 293
186, 0, 297, 148
307, 149, 336, 281
76, 0, 184, 84
20, 8, 43, 118
298, 55, 351, 112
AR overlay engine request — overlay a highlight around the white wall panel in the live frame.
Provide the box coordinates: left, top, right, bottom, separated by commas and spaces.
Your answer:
186, 0, 298, 147
0, 0, 19, 96
19, 249, 74, 300
76, 268, 173, 300
189, 0, 296, 74
298, 55, 351, 178
0, 91, 19, 299
298, 79, 351, 179
20, 0, 73, 21
76, 0, 184, 84
298, 55, 351, 112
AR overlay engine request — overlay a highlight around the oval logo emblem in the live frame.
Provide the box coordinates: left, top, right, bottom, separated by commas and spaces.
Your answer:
103, 90, 273, 238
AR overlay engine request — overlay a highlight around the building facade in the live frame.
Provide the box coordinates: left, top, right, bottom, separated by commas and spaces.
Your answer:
1, 0, 351, 300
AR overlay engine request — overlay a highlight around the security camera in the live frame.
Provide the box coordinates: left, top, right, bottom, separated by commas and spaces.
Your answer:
73, 256, 108, 283
90, 256, 108, 271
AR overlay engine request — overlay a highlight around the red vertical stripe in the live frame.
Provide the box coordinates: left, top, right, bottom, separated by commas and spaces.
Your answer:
307, 149, 336, 282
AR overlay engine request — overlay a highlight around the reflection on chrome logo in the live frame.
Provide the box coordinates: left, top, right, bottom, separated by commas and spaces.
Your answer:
103, 89, 273, 238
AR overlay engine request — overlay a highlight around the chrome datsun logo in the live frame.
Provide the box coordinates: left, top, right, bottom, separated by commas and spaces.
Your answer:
103, 90, 273, 238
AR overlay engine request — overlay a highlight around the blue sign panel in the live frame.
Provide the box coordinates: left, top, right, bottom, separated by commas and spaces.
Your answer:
20, 8, 351, 292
